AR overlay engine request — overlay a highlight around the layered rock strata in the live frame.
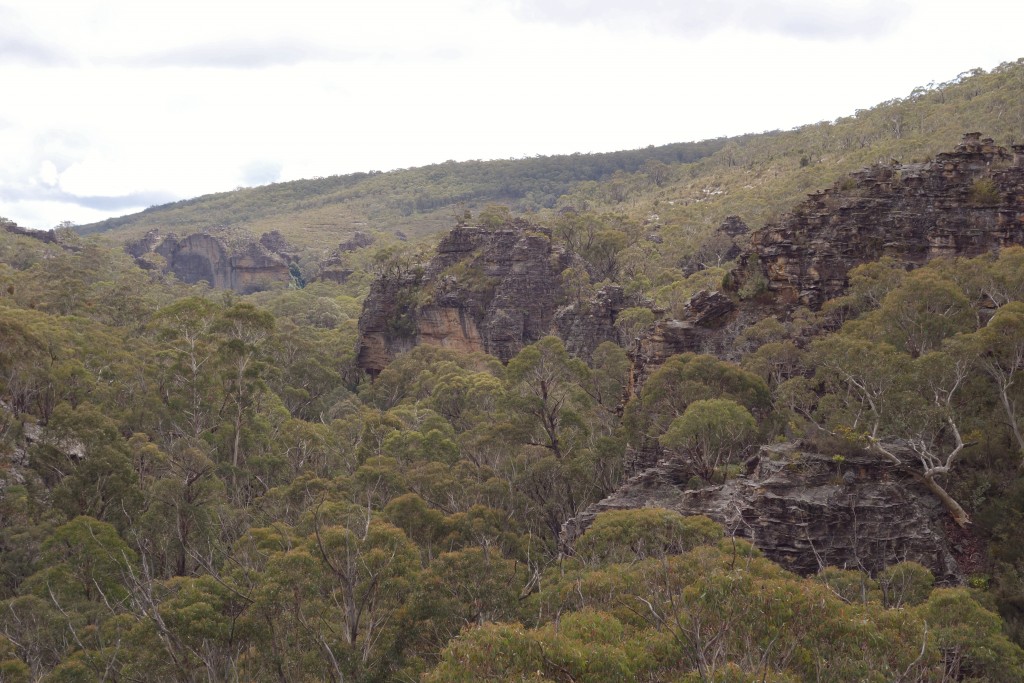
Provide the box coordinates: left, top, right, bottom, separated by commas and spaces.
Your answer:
555, 284, 638, 362
126, 231, 292, 293
564, 442, 961, 581
357, 223, 573, 374
734, 133, 1024, 309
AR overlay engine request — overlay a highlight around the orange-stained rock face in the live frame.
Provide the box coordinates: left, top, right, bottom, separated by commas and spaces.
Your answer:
356, 222, 577, 374
416, 306, 484, 353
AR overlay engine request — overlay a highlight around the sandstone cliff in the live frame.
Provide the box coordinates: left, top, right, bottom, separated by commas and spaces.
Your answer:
733, 133, 1024, 309
357, 223, 576, 375
126, 230, 293, 293
580, 135, 1024, 582
564, 442, 964, 582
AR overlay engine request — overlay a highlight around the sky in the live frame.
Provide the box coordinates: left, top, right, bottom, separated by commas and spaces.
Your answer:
1, 0, 1021, 230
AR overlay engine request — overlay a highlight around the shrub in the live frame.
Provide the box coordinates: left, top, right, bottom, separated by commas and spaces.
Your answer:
574, 508, 723, 565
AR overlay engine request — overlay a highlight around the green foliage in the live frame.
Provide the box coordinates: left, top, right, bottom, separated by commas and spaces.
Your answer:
476, 204, 513, 228
430, 541, 1024, 681
970, 177, 1001, 205
575, 509, 722, 565
613, 306, 655, 343
874, 269, 974, 356
625, 353, 770, 444
8, 76, 1024, 676
878, 561, 935, 607
77, 138, 727, 248
660, 399, 758, 482
816, 566, 881, 604
737, 256, 769, 300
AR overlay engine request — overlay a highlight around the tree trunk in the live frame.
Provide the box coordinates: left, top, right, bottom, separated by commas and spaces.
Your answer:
920, 473, 971, 527
996, 387, 1024, 465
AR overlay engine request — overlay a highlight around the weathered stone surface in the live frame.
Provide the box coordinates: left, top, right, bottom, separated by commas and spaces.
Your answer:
2, 220, 58, 244
681, 289, 735, 327
718, 214, 750, 238
357, 222, 580, 373
624, 290, 747, 397
565, 442, 962, 581
733, 133, 1024, 309
631, 318, 699, 370
127, 231, 292, 293
315, 231, 377, 284
555, 285, 640, 361
354, 273, 423, 373
336, 230, 375, 253
318, 266, 354, 284
258, 230, 296, 260
124, 229, 162, 258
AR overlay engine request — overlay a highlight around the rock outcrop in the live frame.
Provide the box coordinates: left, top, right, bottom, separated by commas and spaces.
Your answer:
315, 231, 377, 284
2, 220, 58, 244
681, 215, 750, 275
126, 231, 293, 293
357, 223, 575, 374
555, 284, 639, 362
564, 442, 962, 581
733, 133, 1024, 309
595, 135, 1024, 580
336, 230, 375, 253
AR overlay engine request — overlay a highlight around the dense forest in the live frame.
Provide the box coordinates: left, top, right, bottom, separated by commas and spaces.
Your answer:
5, 219, 1024, 680
2, 60, 1024, 681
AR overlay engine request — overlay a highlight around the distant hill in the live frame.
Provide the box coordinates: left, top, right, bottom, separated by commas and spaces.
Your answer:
79, 59, 1024, 268
76, 139, 735, 247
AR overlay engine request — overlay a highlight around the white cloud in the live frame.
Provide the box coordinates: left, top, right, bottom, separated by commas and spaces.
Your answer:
37, 160, 59, 187
0, 0, 1022, 229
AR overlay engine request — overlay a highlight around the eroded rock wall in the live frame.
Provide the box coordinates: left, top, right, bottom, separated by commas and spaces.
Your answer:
357, 223, 580, 374
128, 231, 292, 293
735, 133, 1024, 309
565, 442, 962, 581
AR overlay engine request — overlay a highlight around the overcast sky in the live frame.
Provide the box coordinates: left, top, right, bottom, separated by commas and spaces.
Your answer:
1, 0, 1021, 230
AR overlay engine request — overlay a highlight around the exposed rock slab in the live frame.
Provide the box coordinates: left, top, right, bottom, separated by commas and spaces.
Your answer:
126, 231, 292, 293
565, 442, 961, 582
2, 220, 58, 244
734, 133, 1024, 309
358, 223, 581, 374
316, 231, 376, 284
554, 285, 641, 361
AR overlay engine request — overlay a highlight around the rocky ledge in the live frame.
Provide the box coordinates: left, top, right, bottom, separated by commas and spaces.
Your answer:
733, 133, 1024, 309
357, 223, 576, 374
126, 230, 293, 293
564, 442, 963, 582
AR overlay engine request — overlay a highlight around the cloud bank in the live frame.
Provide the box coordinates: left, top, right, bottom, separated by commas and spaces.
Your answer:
510, 0, 910, 40
0, 7, 74, 65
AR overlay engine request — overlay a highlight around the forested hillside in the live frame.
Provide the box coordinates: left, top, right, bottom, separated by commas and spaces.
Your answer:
6, 197, 1024, 679
78, 60, 1024, 264
1, 58, 1024, 681
76, 139, 733, 248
